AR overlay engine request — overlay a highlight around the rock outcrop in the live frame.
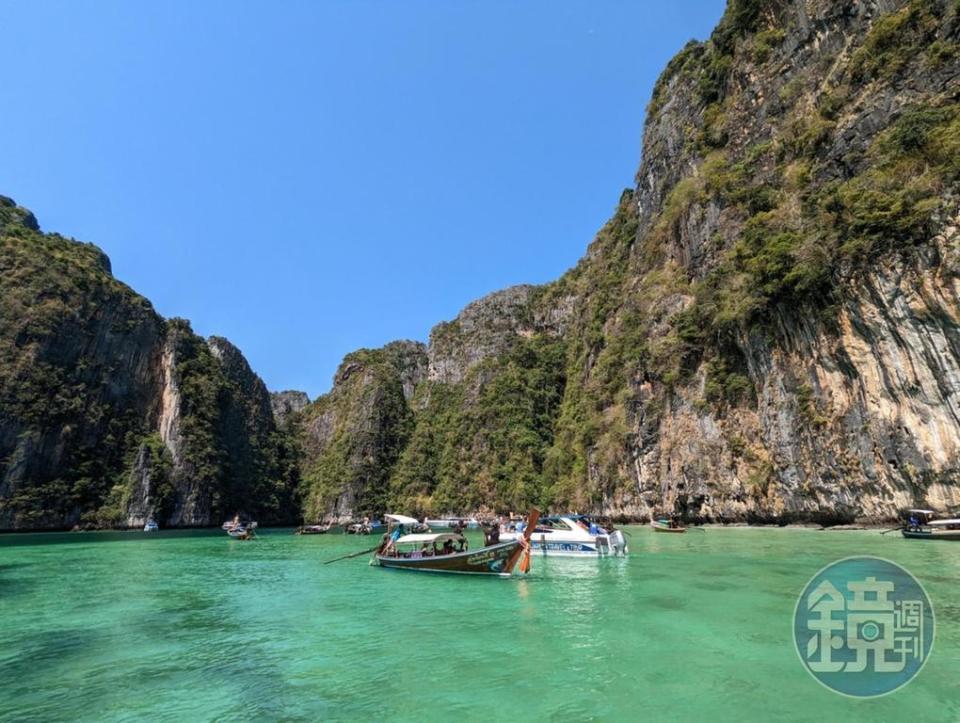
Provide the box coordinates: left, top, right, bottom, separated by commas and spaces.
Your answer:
271, 390, 310, 427
300, 0, 960, 523
3, 0, 958, 528
0, 202, 300, 530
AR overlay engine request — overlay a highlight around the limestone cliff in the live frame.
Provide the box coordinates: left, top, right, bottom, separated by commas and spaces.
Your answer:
0, 200, 300, 529
300, 0, 960, 523
299, 341, 427, 521
271, 390, 310, 427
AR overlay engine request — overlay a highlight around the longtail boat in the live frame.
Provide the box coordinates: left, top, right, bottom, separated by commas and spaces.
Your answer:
651, 519, 686, 534
297, 524, 331, 535
901, 510, 960, 540
372, 509, 540, 576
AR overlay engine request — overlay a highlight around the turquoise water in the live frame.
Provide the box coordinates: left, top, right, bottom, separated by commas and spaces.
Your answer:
1, 527, 957, 722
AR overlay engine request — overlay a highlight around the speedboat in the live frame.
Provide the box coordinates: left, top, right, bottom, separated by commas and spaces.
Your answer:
500, 515, 627, 557
143, 519, 159, 532
425, 517, 480, 530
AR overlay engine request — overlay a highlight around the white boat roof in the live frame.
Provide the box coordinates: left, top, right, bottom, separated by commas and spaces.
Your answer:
395, 533, 464, 545
907, 509, 936, 514
385, 514, 421, 526
928, 518, 960, 526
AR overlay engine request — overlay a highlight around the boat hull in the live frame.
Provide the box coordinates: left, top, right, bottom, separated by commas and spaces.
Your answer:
374, 540, 523, 576
902, 528, 960, 540
501, 530, 627, 557
651, 522, 686, 533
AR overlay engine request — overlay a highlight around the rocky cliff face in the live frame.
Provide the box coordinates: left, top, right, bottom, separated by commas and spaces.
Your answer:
299, 341, 427, 521
271, 390, 310, 427
0, 200, 300, 529
300, 0, 960, 523
4, 0, 958, 527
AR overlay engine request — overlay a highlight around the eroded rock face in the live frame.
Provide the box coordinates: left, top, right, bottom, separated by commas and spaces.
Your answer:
299, 342, 428, 522
301, 0, 960, 523
0, 203, 299, 530
271, 390, 310, 427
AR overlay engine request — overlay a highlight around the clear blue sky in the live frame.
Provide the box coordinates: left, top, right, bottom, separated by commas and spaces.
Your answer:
1, 1, 725, 398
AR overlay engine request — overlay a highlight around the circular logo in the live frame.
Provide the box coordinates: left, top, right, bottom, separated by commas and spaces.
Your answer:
793, 556, 934, 698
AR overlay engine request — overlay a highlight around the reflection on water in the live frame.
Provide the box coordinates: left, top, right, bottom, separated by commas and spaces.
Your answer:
0, 527, 957, 721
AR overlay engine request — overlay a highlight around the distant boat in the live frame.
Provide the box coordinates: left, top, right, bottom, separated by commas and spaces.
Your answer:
425, 517, 480, 530
900, 509, 960, 540
143, 520, 159, 532
346, 519, 386, 535
226, 521, 257, 540
297, 524, 331, 535
651, 519, 686, 534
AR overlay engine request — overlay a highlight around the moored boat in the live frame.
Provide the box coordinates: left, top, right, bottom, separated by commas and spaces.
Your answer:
651, 519, 686, 534
372, 510, 539, 576
900, 509, 960, 540
143, 519, 159, 532
297, 524, 331, 535
425, 517, 480, 530
225, 518, 257, 540
500, 515, 628, 557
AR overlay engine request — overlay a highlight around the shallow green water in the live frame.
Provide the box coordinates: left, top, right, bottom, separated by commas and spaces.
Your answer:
1, 527, 957, 722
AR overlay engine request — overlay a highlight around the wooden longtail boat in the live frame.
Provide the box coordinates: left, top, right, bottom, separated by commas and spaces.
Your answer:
901, 518, 960, 540
372, 509, 540, 576
898, 508, 960, 540
297, 524, 331, 535
651, 519, 686, 534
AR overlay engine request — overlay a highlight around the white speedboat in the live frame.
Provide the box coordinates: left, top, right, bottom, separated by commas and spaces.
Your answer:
425, 517, 480, 530
501, 515, 627, 557
143, 519, 159, 532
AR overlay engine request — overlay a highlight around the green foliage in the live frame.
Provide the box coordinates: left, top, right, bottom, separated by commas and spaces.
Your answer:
849, 0, 942, 82
795, 383, 829, 428
752, 27, 785, 63
389, 334, 566, 515
704, 357, 755, 408
0, 211, 163, 528
828, 102, 959, 264
648, 41, 704, 116
302, 346, 418, 521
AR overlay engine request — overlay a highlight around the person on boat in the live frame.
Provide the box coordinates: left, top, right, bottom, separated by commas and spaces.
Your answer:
484, 523, 500, 546
441, 539, 455, 555
230, 514, 241, 531
908, 514, 920, 531
588, 519, 600, 535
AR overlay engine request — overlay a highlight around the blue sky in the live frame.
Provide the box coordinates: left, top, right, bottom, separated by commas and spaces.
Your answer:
1, 1, 725, 398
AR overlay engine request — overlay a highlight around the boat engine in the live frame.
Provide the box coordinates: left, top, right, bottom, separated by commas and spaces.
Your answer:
608, 530, 627, 556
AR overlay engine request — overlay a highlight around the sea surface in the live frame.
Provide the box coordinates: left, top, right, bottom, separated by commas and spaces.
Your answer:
0, 526, 957, 722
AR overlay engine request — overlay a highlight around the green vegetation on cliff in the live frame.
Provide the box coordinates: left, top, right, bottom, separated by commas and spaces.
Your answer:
299, 0, 960, 522
0, 197, 301, 529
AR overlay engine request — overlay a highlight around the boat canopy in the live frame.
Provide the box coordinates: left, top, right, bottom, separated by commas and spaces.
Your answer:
385, 514, 421, 526
395, 533, 465, 545
928, 518, 960, 526
906, 509, 936, 514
